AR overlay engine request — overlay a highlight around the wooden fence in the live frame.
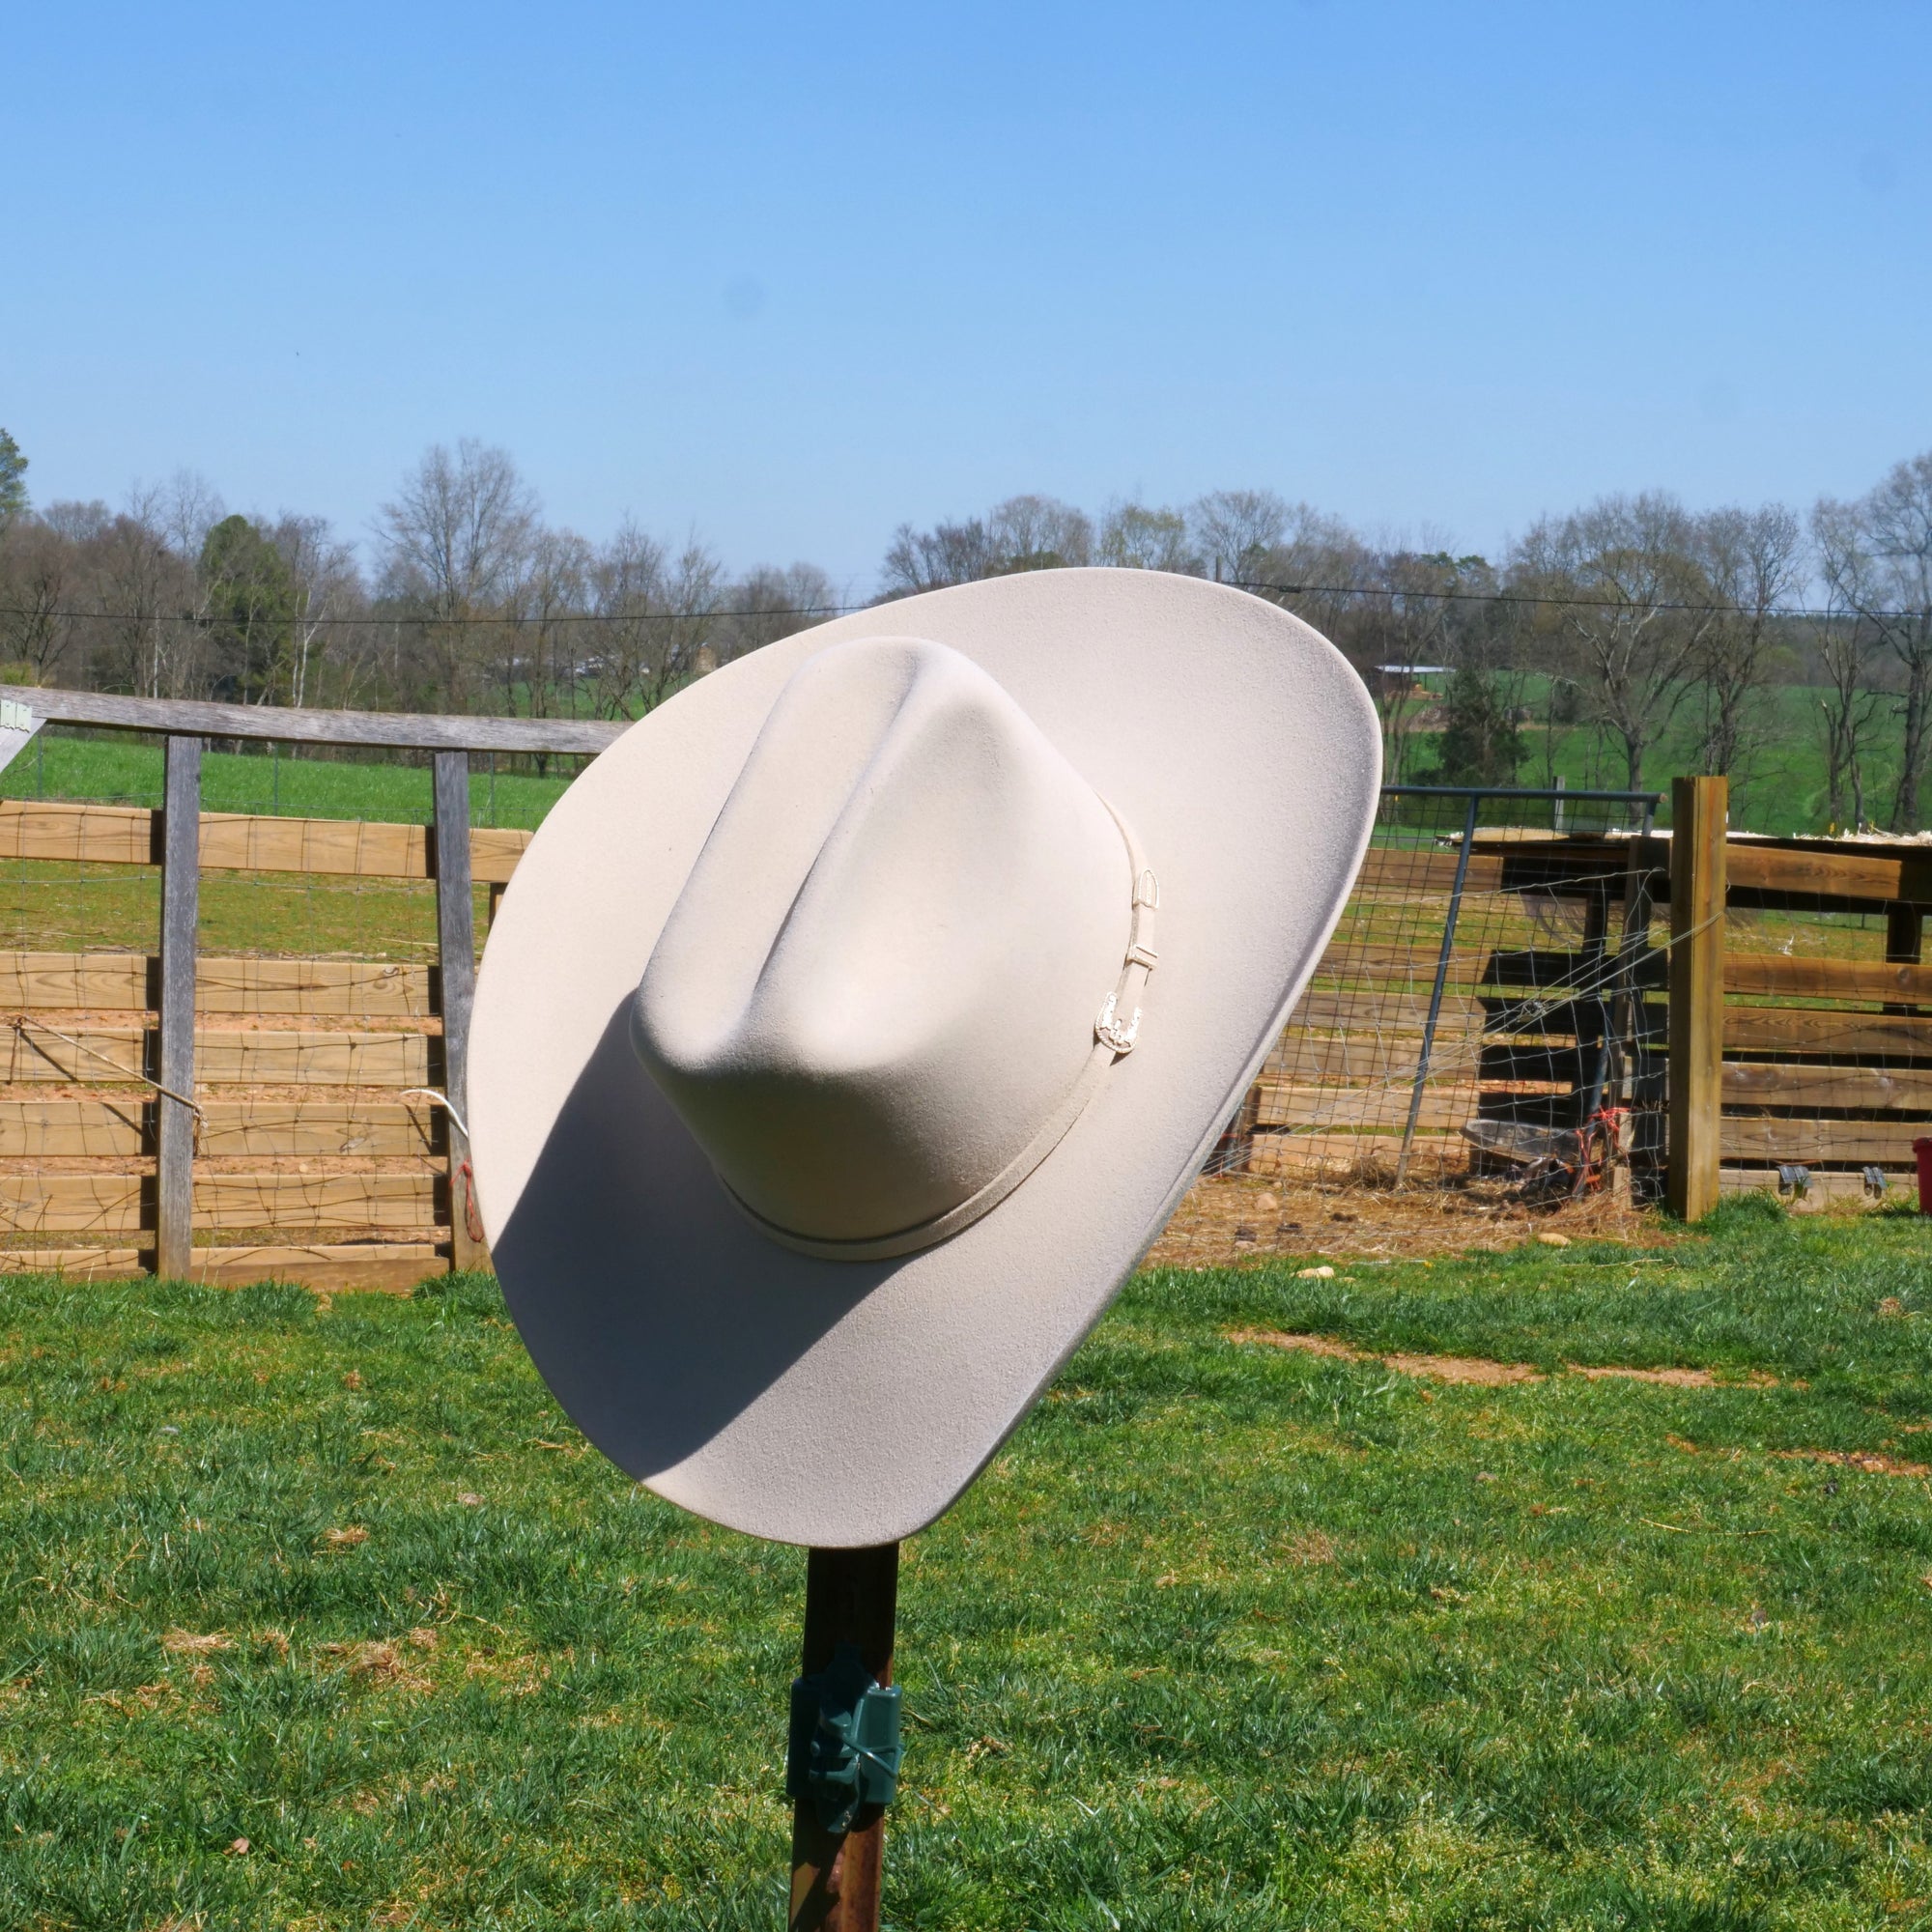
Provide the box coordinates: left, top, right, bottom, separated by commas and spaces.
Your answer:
0, 686, 620, 1291
3, 714, 1929, 1293
1241, 776, 1932, 1212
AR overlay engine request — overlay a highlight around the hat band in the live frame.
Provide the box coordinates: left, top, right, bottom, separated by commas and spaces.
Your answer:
721, 799, 1158, 1264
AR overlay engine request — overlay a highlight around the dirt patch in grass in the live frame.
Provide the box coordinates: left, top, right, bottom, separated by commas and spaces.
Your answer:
1151, 1172, 1674, 1268
1232, 1327, 1542, 1383
1229, 1328, 1777, 1390
1385, 1350, 1543, 1386
1775, 1446, 1932, 1479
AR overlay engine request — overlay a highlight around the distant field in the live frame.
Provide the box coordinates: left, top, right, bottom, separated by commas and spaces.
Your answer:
1, 732, 584, 829
4, 679, 1909, 840
1397, 679, 1904, 838
7, 1198, 1932, 1926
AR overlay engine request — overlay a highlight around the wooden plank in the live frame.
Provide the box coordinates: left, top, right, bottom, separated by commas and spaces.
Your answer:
196, 1100, 439, 1158
1668, 777, 1726, 1221
1723, 1063, 1932, 1111
0, 1026, 428, 1086
0, 1246, 146, 1277
192, 1032, 431, 1085
0, 1240, 448, 1289
0, 681, 625, 754
468, 827, 530, 886
1267, 1034, 1483, 1086
1725, 841, 1932, 910
198, 811, 424, 875
155, 735, 199, 1280
0, 952, 148, 1009
1721, 1117, 1930, 1165
195, 956, 433, 1016
1724, 1007, 1932, 1059
1245, 1130, 1465, 1177
0, 799, 154, 865
192, 1172, 441, 1232
200, 812, 532, 882
0, 952, 431, 1016
0, 1024, 151, 1083
1293, 988, 1490, 1033
0, 1099, 146, 1156
1354, 849, 1506, 896
1723, 952, 1932, 1004
0, 1175, 145, 1234
1719, 1166, 1908, 1209
434, 751, 482, 1271
187, 1244, 448, 1293
0, 800, 531, 883
1251, 1082, 1478, 1132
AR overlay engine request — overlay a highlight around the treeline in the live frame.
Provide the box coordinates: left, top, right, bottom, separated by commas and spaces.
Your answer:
1, 430, 1929, 829
883, 469, 1932, 833
0, 437, 838, 730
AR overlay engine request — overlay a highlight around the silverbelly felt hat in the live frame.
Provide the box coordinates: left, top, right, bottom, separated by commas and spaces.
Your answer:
469, 569, 1381, 1546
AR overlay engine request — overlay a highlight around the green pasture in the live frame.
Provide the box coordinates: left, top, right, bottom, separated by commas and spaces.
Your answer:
7, 1198, 1932, 1927
3, 674, 1911, 842
2, 732, 582, 829
1390, 677, 1897, 838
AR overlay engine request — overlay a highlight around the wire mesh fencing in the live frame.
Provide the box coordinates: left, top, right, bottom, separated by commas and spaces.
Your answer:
1152, 784, 1666, 1267
0, 722, 594, 1283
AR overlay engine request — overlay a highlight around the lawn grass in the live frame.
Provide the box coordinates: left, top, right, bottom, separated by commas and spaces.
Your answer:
6, 1196, 1932, 1927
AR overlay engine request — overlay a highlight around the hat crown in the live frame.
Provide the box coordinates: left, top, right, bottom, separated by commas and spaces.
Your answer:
632, 636, 1130, 1248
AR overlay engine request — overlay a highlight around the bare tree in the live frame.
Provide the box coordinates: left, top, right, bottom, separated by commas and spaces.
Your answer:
1691, 503, 1804, 780
1241, 503, 1373, 642
1813, 496, 1889, 830
716, 561, 840, 659
0, 516, 81, 683
986, 495, 1092, 570
1097, 500, 1197, 573
1509, 493, 1717, 790
375, 440, 538, 707
583, 522, 723, 718
1815, 455, 1932, 827
500, 526, 591, 718
268, 513, 364, 708
880, 517, 997, 595
1189, 489, 1290, 582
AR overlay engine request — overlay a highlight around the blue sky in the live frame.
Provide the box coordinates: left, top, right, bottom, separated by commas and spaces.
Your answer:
6, 1, 1928, 592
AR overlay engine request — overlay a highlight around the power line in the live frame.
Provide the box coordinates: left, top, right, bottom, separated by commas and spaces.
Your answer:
0, 599, 868, 630
1233, 578, 1929, 625
1, 577, 1927, 629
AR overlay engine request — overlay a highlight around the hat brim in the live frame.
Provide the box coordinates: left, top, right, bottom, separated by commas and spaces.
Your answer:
469, 570, 1381, 1547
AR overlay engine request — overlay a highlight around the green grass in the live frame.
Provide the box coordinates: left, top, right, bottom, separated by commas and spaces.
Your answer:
7, 678, 1908, 840
1392, 678, 1904, 838
3, 734, 581, 829
8, 1199, 1932, 1926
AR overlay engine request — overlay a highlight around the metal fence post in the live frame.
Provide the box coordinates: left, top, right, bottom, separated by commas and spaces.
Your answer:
1397, 790, 1480, 1185
433, 751, 484, 1271
1666, 775, 1726, 1221
156, 734, 201, 1279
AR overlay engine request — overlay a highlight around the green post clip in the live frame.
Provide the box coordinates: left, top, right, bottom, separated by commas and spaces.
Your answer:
785, 1640, 903, 1833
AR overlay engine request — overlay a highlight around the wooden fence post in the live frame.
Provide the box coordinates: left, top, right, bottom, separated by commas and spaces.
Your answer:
156, 734, 201, 1279
1667, 774, 1726, 1222
433, 751, 484, 1271
789, 1545, 899, 1932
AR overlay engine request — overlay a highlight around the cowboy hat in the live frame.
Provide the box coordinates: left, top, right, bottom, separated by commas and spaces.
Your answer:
469, 568, 1380, 1547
